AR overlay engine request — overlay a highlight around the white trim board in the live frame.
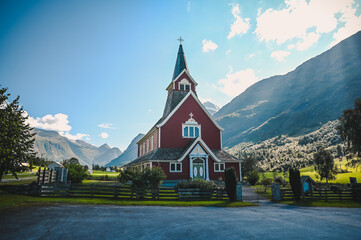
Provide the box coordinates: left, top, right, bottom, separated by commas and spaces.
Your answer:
177, 137, 221, 163
156, 91, 224, 131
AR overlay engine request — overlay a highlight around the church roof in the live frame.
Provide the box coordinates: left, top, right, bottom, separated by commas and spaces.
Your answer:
172, 44, 188, 81
129, 137, 239, 166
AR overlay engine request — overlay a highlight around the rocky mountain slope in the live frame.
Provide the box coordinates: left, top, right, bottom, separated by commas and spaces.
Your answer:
33, 128, 122, 166
106, 133, 145, 167
215, 31, 361, 148
203, 101, 219, 116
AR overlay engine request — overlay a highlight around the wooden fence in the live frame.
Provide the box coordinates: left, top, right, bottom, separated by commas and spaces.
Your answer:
39, 183, 228, 200
280, 186, 353, 201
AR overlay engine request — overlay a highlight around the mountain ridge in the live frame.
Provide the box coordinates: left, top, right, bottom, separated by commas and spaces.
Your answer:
215, 30, 361, 148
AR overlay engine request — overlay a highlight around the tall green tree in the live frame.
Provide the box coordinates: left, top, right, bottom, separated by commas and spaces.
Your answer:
313, 148, 337, 184
0, 87, 35, 181
338, 98, 361, 169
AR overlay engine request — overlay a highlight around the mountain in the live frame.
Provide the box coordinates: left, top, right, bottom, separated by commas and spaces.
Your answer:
228, 120, 343, 171
203, 101, 220, 116
106, 133, 145, 167
33, 128, 122, 166
215, 31, 361, 148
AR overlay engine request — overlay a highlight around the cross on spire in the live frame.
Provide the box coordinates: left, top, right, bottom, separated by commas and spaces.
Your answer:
189, 112, 194, 118
178, 36, 184, 44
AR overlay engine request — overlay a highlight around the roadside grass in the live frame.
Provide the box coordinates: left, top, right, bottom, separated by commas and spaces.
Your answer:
0, 190, 257, 210
279, 200, 361, 208
261, 158, 361, 184
90, 170, 119, 178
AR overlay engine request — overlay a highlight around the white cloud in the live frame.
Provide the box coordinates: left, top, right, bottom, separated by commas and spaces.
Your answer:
98, 123, 115, 129
148, 109, 153, 112
202, 39, 218, 53
226, 49, 232, 55
100, 132, 109, 139
60, 132, 90, 141
227, 4, 250, 39
27, 113, 72, 132
271, 50, 291, 61
287, 44, 295, 49
255, 0, 361, 50
217, 67, 258, 97
187, 1, 191, 12
296, 32, 320, 50
26, 112, 90, 141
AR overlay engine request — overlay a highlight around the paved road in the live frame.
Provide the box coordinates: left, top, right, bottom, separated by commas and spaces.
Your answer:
1, 204, 360, 240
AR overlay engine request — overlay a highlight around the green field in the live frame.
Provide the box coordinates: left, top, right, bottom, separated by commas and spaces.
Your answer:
261, 158, 361, 184
90, 170, 119, 178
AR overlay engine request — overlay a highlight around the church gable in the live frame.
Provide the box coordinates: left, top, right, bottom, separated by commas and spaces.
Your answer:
159, 92, 222, 149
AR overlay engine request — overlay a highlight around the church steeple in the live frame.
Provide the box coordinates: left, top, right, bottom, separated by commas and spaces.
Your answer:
172, 37, 188, 80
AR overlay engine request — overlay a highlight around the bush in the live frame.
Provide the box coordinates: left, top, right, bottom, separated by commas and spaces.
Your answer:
274, 176, 286, 186
289, 168, 301, 201
176, 179, 216, 190
246, 170, 260, 186
118, 166, 167, 199
225, 167, 238, 202
261, 178, 273, 186
66, 163, 88, 184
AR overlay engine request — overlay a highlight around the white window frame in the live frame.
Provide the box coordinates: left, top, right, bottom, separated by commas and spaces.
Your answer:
170, 162, 182, 172
182, 125, 201, 138
178, 78, 190, 91
214, 163, 225, 172
147, 139, 149, 153
139, 145, 142, 156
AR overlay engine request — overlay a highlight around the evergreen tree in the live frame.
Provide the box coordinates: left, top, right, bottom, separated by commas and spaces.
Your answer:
289, 168, 301, 201
313, 148, 337, 184
0, 87, 35, 181
225, 167, 238, 202
338, 98, 361, 169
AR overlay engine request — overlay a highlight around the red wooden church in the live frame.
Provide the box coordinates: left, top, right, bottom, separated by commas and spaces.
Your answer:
128, 41, 242, 181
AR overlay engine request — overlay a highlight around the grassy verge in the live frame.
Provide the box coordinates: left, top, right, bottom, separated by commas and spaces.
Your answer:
0, 190, 257, 210
90, 170, 119, 178
279, 200, 361, 208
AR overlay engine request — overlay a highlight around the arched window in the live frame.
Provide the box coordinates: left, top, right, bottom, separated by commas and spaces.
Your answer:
178, 78, 191, 91
182, 113, 201, 138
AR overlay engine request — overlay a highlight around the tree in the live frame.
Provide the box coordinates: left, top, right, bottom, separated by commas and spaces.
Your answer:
338, 98, 361, 169
289, 168, 301, 201
0, 87, 35, 181
313, 148, 337, 184
225, 167, 238, 202
65, 163, 88, 184
240, 152, 258, 178
246, 170, 260, 186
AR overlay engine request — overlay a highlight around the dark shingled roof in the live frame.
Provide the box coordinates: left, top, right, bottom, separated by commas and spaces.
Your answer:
211, 149, 240, 162
128, 138, 240, 166
172, 44, 188, 81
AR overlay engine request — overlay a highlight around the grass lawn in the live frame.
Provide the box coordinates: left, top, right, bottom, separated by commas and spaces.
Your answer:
0, 190, 257, 210
90, 170, 119, 178
279, 200, 361, 208
261, 158, 361, 184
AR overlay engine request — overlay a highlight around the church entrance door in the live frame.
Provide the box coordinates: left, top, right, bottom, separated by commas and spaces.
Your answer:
193, 158, 205, 180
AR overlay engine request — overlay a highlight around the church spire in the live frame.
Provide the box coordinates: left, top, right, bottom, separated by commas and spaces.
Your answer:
172, 37, 188, 80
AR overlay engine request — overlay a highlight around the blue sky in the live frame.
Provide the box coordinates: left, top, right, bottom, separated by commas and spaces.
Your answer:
1, 0, 361, 151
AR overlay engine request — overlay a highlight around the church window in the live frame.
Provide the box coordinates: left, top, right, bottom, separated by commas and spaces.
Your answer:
147, 139, 149, 152
170, 162, 182, 172
178, 79, 190, 92
182, 113, 201, 138
214, 163, 225, 172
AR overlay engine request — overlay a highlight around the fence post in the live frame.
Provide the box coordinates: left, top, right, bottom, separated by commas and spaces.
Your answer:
49, 169, 53, 183
271, 183, 281, 201
91, 184, 94, 199
114, 184, 118, 199
42, 168, 46, 184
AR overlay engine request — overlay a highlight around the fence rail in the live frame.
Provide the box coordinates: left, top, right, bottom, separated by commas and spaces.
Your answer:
280, 188, 353, 201
38, 183, 228, 200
